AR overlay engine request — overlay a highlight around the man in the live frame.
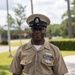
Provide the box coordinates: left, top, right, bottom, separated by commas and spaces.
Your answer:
9, 14, 68, 75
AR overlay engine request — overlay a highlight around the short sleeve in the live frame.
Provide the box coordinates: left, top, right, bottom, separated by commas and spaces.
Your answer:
53, 47, 68, 75
9, 46, 23, 74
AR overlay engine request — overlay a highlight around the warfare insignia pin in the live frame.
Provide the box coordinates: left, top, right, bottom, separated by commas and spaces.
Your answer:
43, 53, 53, 63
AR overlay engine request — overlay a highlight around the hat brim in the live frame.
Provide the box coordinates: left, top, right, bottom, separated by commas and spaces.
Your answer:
26, 14, 50, 26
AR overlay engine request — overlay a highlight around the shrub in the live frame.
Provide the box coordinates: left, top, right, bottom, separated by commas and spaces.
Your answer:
49, 40, 75, 50
0, 40, 8, 45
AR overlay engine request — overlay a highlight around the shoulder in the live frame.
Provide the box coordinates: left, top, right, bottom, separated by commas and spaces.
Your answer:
49, 43, 61, 57
16, 42, 30, 55
49, 43, 60, 51
44, 41, 60, 53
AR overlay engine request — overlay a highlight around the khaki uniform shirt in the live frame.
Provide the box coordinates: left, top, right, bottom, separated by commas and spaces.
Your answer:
9, 40, 68, 75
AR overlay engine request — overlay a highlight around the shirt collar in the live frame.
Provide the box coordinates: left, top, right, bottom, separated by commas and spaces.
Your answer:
43, 41, 51, 50
25, 40, 50, 50
25, 41, 32, 50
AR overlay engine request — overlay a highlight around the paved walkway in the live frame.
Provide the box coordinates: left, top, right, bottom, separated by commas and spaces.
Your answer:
0, 46, 75, 75
0, 46, 18, 53
64, 55, 75, 75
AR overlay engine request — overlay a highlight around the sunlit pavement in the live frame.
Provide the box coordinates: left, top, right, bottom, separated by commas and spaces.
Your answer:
0, 46, 19, 53
64, 55, 75, 75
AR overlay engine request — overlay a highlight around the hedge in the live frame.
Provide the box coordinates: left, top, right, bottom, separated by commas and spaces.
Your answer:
49, 40, 75, 50
0, 40, 8, 45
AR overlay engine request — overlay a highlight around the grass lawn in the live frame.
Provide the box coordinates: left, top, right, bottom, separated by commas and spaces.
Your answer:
11, 39, 30, 46
61, 50, 75, 56
0, 51, 15, 75
0, 50, 75, 75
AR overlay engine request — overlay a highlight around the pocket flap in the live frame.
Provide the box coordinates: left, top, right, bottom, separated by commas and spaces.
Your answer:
20, 58, 32, 65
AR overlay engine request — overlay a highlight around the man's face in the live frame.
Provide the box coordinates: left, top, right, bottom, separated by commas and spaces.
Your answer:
31, 28, 46, 41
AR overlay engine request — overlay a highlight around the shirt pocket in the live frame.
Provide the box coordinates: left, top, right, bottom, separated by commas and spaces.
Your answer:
41, 59, 54, 75
20, 57, 33, 74
41, 59, 53, 66
20, 57, 32, 66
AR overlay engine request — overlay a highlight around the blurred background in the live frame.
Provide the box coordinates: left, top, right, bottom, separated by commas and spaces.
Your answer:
0, 0, 75, 75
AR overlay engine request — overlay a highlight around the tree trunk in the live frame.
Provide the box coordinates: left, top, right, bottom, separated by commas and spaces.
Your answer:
67, 0, 73, 38
0, 33, 1, 41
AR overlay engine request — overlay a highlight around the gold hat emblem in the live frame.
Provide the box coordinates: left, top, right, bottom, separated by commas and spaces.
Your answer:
35, 17, 39, 23
35, 18, 39, 23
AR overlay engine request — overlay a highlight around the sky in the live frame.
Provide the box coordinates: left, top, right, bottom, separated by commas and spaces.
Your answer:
0, 0, 71, 27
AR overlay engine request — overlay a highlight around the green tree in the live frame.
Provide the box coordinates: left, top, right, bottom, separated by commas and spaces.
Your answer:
24, 27, 31, 38
61, 19, 68, 37
62, 0, 75, 20
62, 0, 75, 37
47, 24, 63, 38
8, 4, 26, 45
0, 25, 4, 40
71, 0, 75, 18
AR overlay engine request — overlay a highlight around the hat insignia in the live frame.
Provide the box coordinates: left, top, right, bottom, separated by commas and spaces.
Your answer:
35, 17, 39, 23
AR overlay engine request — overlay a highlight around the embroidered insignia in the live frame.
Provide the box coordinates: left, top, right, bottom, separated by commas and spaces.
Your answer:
43, 53, 53, 63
